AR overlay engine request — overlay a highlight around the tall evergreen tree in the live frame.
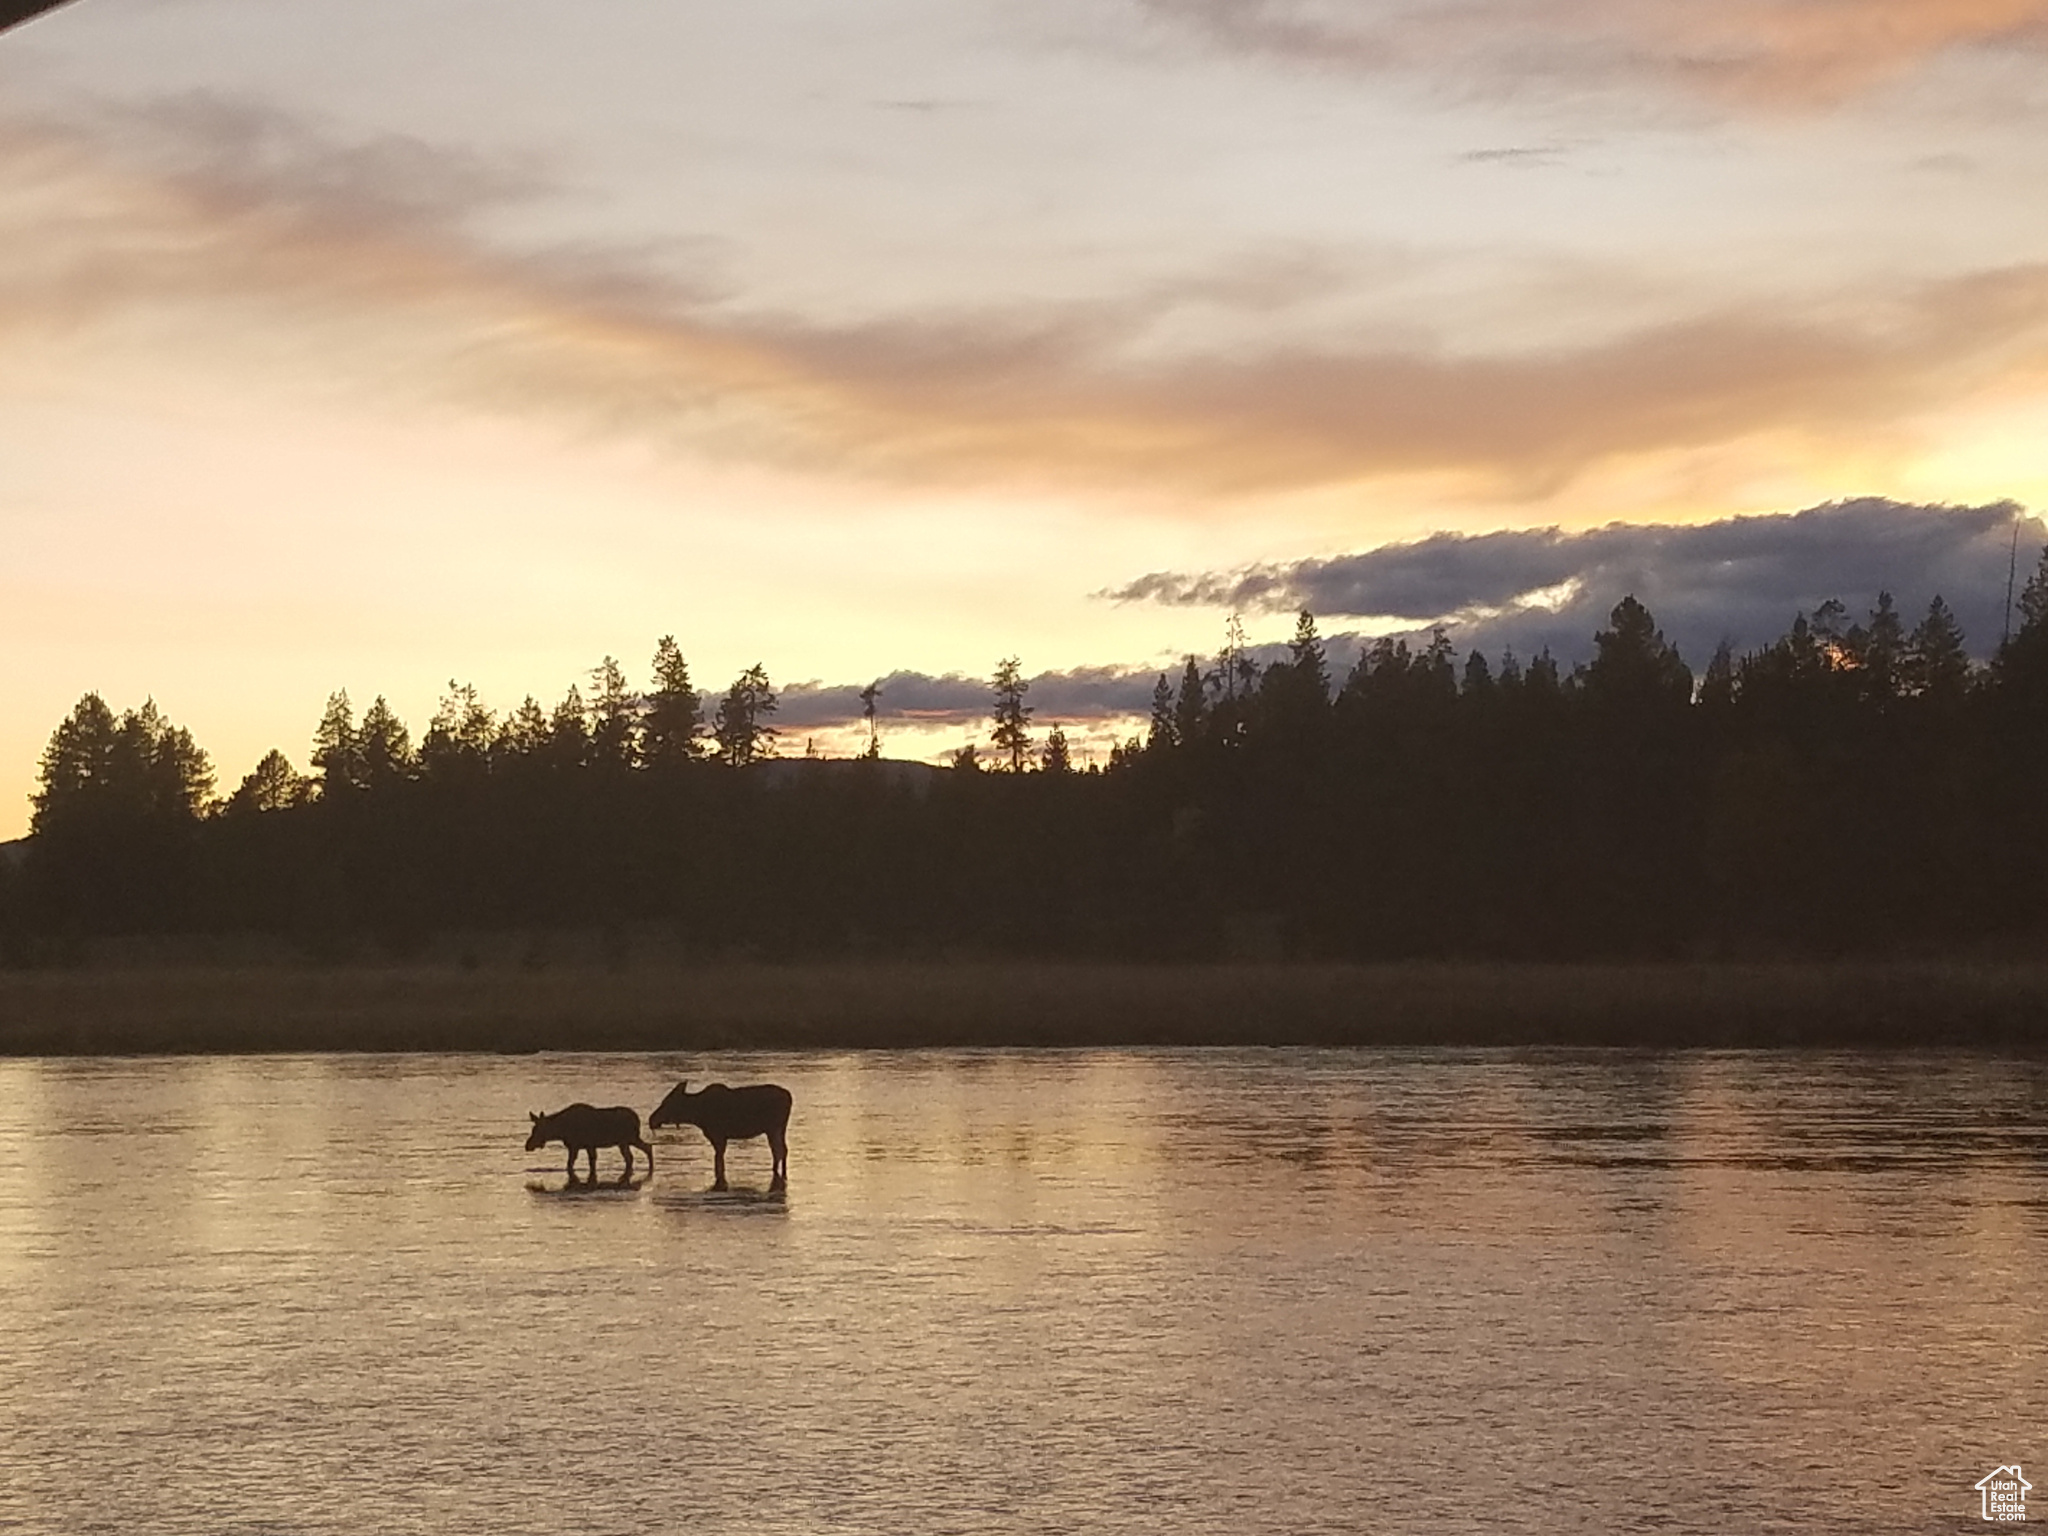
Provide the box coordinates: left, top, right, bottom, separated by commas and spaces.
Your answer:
224, 749, 308, 814
145, 717, 214, 820
545, 685, 591, 771
422, 681, 495, 778
1848, 592, 1906, 707
359, 696, 414, 790
644, 636, 703, 767
1341, 635, 1414, 710
1582, 596, 1691, 709
496, 696, 551, 762
1907, 596, 1971, 702
990, 656, 1033, 771
1172, 655, 1207, 748
714, 664, 779, 766
1289, 610, 1329, 700
1147, 674, 1178, 750
1041, 725, 1073, 774
310, 691, 365, 796
589, 655, 641, 770
1261, 610, 1333, 744
1420, 628, 1458, 704
30, 693, 119, 836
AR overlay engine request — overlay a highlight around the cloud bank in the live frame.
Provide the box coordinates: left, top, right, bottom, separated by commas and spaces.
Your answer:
1109, 496, 2042, 668
779, 665, 1165, 732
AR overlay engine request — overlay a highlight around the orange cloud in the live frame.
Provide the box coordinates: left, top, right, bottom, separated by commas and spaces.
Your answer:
7, 98, 2048, 500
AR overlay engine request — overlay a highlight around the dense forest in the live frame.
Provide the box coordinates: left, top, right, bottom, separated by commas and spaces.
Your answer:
9, 552, 2048, 965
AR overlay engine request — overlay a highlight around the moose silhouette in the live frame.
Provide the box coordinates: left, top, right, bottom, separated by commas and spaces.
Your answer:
649, 1080, 792, 1189
525, 1103, 653, 1181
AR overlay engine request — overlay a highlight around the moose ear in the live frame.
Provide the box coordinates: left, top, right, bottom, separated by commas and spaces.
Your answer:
529, 1111, 540, 1122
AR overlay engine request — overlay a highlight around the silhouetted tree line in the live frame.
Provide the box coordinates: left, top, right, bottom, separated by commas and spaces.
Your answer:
9, 561, 2048, 963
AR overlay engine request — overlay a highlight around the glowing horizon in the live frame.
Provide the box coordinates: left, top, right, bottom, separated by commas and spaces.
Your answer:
5, 1, 2048, 834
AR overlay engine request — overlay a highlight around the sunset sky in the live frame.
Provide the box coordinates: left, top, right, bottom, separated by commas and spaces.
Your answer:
5, 0, 2048, 833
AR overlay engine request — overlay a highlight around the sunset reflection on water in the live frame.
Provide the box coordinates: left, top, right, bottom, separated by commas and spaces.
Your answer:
0, 1048, 2042, 1533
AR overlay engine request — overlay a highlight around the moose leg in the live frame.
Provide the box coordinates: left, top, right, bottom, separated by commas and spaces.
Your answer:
635, 1138, 654, 1175
769, 1128, 788, 1184
565, 1149, 578, 1179
585, 1147, 599, 1180
711, 1138, 728, 1190
619, 1143, 634, 1178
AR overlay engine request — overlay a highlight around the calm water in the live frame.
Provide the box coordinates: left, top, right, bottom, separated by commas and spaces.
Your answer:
2, 1049, 2044, 1534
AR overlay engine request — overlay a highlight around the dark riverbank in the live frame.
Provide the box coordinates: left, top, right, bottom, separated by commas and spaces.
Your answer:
4, 958, 2047, 1054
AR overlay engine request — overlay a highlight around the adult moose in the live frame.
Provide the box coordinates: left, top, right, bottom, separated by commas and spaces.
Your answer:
648, 1080, 792, 1189
525, 1103, 653, 1181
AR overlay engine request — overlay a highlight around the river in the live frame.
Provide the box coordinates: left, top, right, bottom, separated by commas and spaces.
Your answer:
1, 1048, 2043, 1533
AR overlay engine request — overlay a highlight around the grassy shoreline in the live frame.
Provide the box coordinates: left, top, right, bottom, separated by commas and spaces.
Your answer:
4, 958, 2048, 1054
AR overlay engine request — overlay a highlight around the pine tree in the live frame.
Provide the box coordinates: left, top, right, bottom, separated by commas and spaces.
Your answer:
1289, 610, 1329, 700
147, 718, 213, 819
644, 636, 703, 767
359, 696, 413, 790
714, 664, 779, 766
1260, 610, 1334, 743
546, 685, 590, 770
225, 749, 308, 814
310, 690, 365, 796
1582, 596, 1691, 710
30, 693, 118, 835
1421, 627, 1457, 703
422, 681, 495, 778
1849, 591, 1905, 707
1147, 674, 1177, 750
495, 696, 551, 761
588, 655, 641, 770
1172, 655, 1207, 747
990, 656, 1033, 771
1340, 636, 1413, 710
1907, 595, 1970, 702
1041, 725, 1073, 774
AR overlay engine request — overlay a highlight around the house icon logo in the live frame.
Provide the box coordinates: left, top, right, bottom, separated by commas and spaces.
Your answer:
1977, 1465, 2030, 1522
